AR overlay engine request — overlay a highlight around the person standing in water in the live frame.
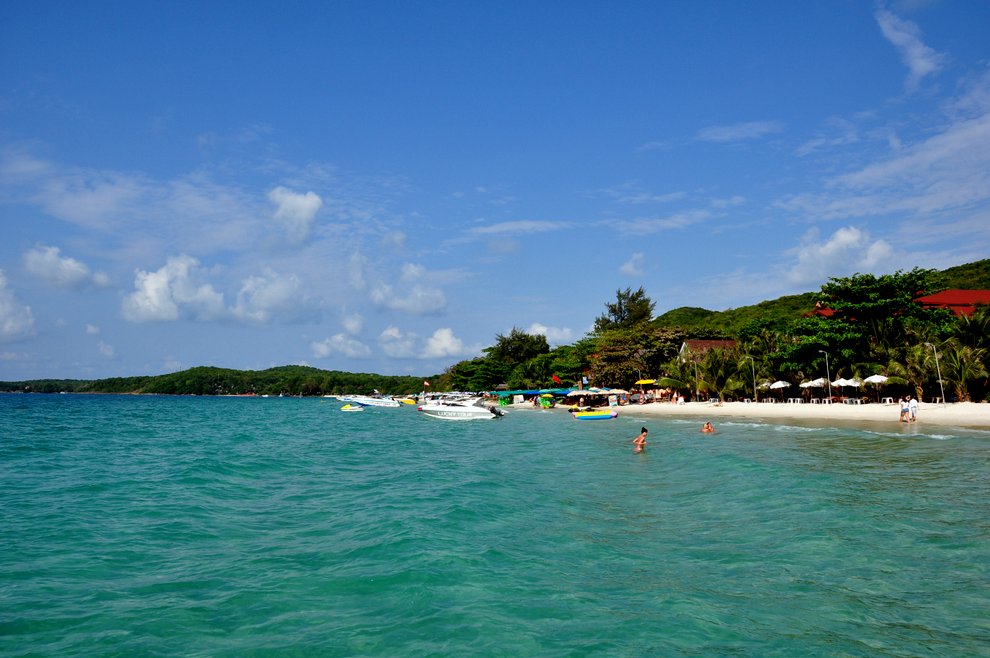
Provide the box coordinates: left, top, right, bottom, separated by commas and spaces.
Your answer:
633, 427, 648, 453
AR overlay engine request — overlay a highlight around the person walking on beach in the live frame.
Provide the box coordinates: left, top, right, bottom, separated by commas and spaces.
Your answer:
633, 427, 648, 453
899, 397, 909, 422
908, 396, 919, 422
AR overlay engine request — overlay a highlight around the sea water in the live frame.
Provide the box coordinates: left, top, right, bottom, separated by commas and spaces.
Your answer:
1, 394, 988, 657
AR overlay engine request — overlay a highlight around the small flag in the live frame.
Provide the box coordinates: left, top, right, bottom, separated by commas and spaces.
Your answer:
552, 374, 561, 384
424, 380, 431, 387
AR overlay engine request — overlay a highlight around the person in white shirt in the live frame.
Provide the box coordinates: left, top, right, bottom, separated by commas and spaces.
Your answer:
908, 396, 919, 422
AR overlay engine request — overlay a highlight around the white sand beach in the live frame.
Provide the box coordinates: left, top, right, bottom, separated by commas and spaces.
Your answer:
613, 400, 990, 430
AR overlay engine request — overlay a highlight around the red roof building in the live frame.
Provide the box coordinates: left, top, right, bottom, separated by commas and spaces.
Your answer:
914, 289, 990, 317
679, 339, 738, 361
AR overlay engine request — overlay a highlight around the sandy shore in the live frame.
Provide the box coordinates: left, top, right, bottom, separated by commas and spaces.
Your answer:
605, 400, 990, 430
513, 399, 990, 430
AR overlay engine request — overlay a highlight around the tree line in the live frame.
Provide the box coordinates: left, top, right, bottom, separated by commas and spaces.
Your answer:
4, 261, 988, 402
439, 264, 990, 403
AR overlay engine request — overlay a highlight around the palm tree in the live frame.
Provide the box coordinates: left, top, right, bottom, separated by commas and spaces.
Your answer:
700, 348, 745, 400
940, 342, 988, 402
887, 344, 931, 401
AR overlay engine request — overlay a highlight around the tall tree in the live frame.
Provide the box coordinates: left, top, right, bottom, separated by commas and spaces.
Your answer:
817, 268, 945, 353
593, 287, 656, 333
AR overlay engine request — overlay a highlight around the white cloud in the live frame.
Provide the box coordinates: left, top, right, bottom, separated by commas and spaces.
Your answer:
422, 328, 466, 358
526, 322, 574, 345
875, 9, 945, 90
620, 252, 645, 277
85, 324, 100, 335
232, 269, 315, 324
467, 220, 572, 237
370, 283, 447, 316
348, 253, 368, 290
97, 341, 115, 358
696, 121, 784, 143
342, 312, 364, 335
122, 255, 226, 323
23, 245, 107, 289
268, 186, 323, 244
777, 111, 990, 221
378, 326, 418, 358
618, 209, 712, 235
377, 326, 476, 359
786, 227, 895, 285
39, 170, 147, 229
0, 270, 36, 342
310, 334, 371, 359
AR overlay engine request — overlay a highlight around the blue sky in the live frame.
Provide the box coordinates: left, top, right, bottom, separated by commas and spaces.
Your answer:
2, 1, 989, 380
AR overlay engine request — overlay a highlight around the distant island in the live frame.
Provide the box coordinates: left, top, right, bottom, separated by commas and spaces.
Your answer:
0, 365, 431, 397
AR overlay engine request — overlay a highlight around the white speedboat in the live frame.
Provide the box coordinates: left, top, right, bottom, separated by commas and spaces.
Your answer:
338, 395, 401, 408
417, 396, 504, 420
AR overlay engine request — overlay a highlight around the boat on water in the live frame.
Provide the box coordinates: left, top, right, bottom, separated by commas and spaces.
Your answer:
340, 403, 364, 412
571, 409, 618, 421
337, 395, 401, 408
417, 396, 504, 420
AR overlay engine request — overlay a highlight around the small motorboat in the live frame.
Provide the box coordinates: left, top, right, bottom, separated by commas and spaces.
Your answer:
340, 403, 364, 412
338, 395, 401, 408
417, 396, 504, 420
571, 409, 618, 421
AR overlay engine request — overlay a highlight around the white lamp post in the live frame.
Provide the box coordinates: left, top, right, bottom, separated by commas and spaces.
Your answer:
744, 355, 756, 402
819, 349, 832, 400
925, 342, 946, 407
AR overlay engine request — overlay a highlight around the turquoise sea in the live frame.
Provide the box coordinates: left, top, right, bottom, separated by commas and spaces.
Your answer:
1, 394, 988, 657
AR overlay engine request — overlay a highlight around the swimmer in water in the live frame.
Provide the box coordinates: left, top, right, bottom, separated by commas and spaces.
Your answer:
701, 421, 715, 433
633, 427, 648, 452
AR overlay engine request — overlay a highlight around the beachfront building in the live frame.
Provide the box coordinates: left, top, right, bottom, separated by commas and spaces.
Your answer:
678, 339, 738, 361
914, 289, 990, 317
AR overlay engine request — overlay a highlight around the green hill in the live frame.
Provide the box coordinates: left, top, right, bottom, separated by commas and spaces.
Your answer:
940, 258, 990, 288
652, 259, 990, 337
654, 292, 820, 336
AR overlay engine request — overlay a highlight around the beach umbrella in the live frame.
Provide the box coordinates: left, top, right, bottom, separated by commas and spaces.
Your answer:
799, 378, 825, 388
769, 380, 790, 401
863, 374, 888, 402
565, 389, 605, 396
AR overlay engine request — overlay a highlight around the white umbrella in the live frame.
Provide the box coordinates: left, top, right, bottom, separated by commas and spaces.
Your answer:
863, 374, 888, 401
769, 380, 790, 400
831, 378, 849, 387
565, 389, 605, 396
800, 378, 825, 388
